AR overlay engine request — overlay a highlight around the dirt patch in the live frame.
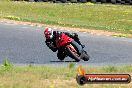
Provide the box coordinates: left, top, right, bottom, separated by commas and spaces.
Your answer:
0, 19, 131, 38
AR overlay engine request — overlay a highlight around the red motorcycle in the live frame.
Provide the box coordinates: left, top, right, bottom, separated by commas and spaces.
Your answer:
55, 33, 90, 62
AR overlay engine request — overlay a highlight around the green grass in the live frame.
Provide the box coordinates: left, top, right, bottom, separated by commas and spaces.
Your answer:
0, 61, 131, 88
0, 1, 132, 35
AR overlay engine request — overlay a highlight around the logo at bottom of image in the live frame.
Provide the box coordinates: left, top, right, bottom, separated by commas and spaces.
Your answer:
76, 66, 131, 85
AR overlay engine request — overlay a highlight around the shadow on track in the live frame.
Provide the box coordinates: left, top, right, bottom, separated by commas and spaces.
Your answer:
50, 60, 77, 63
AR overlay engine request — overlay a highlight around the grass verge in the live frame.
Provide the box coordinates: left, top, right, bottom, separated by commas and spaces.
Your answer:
0, 1, 132, 37
0, 61, 131, 88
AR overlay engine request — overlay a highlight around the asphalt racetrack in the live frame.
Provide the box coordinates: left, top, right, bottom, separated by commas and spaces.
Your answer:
0, 22, 132, 66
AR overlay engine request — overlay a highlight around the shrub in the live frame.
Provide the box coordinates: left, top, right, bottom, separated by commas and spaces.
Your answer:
4, 15, 21, 21
1, 59, 13, 72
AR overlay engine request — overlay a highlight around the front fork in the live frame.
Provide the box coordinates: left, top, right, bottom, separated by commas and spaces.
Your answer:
71, 40, 83, 55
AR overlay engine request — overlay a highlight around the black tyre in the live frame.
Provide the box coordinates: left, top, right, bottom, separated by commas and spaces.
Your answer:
121, 0, 125, 4
34, 0, 38, 1
66, 44, 80, 62
80, 0, 87, 3
101, 0, 107, 3
125, 0, 130, 4
130, 0, 132, 5
61, 0, 67, 3
70, 0, 78, 3
29, 0, 35, 2
111, 0, 116, 4
42, 0, 48, 2
91, 0, 96, 3
76, 75, 86, 85
37, 0, 43, 1
57, 52, 66, 61
116, 0, 121, 3
53, 0, 61, 3
81, 51, 90, 61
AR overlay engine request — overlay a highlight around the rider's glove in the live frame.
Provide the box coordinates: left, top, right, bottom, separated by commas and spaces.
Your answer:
45, 41, 57, 52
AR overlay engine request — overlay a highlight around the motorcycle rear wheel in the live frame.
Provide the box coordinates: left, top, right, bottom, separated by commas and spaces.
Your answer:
57, 51, 66, 61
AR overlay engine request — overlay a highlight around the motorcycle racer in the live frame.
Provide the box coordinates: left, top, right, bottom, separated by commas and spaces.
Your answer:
44, 27, 85, 60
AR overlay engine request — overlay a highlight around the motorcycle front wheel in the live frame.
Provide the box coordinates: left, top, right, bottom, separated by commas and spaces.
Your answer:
81, 50, 90, 61
66, 44, 81, 62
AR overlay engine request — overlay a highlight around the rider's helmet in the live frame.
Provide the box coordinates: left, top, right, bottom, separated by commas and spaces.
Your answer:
44, 27, 53, 40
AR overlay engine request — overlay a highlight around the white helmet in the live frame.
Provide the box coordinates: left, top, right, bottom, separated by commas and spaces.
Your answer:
44, 27, 53, 39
